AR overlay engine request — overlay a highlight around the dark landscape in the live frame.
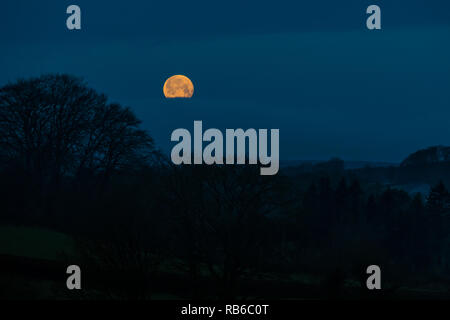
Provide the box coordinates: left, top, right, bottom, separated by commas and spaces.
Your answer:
1, 0, 450, 302
1, 75, 450, 300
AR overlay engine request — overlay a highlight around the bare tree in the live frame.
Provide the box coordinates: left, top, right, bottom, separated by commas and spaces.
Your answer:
165, 164, 290, 299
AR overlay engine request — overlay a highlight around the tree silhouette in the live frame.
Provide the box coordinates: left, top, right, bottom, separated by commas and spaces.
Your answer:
165, 164, 288, 299
0, 74, 156, 194
426, 181, 449, 213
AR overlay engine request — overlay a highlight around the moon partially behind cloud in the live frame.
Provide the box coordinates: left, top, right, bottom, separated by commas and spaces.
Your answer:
163, 75, 194, 98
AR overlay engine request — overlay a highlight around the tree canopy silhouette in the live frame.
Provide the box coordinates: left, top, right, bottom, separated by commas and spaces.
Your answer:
0, 74, 155, 189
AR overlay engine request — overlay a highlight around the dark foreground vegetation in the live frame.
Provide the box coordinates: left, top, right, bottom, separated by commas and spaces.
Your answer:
1, 74, 450, 300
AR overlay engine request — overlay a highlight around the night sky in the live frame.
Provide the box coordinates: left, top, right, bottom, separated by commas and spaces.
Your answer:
1, 0, 449, 162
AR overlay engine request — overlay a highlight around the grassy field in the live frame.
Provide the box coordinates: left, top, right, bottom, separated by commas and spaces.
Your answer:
0, 225, 75, 261
1, 225, 450, 300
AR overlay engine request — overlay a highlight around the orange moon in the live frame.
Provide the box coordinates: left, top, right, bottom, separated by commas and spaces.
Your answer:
163, 75, 194, 98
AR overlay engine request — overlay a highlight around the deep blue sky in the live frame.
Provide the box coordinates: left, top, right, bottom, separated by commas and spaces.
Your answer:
1, 0, 449, 162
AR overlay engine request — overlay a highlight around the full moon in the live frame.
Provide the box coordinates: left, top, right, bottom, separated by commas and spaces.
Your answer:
163, 75, 194, 98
